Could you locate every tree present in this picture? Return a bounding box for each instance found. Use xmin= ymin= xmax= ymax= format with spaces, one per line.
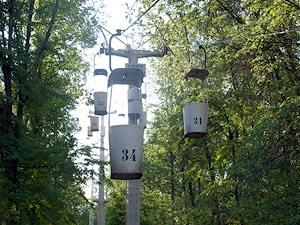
xmin=133 ymin=0 xmax=300 ymax=224
xmin=105 ymin=180 xmax=126 ymax=225
xmin=0 ymin=0 xmax=104 ymax=224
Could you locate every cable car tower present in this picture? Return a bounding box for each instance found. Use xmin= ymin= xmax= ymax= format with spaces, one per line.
xmin=103 ymin=30 xmax=166 ymax=225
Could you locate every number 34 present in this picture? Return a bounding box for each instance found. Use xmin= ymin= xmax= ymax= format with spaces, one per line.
xmin=122 ymin=149 xmax=136 ymax=161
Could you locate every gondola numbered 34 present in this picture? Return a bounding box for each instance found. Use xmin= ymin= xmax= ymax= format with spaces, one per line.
xmin=107 ymin=68 xmax=145 ymax=180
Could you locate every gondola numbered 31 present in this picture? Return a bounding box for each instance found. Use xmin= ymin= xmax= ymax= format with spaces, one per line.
xmin=183 ymin=68 xmax=209 ymax=138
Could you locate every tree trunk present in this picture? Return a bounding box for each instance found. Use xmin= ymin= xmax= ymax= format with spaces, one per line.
xmin=170 ymin=150 xmax=176 ymax=225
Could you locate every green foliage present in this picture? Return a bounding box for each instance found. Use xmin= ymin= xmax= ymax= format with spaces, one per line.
xmin=106 ymin=181 xmax=126 ymax=225
xmin=131 ymin=0 xmax=300 ymax=224
xmin=0 ymin=0 xmax=104 ymax=224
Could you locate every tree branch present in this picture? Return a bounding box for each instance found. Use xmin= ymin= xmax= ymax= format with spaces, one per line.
xmin=32 ymin=0 xmax=59 ymax=78
xmin=215 ymin=0 xmax=245 ymax=24
xmin=284 ymin=0 xmax=300 ymax=10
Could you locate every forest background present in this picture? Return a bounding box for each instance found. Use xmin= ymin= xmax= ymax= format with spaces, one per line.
xmin=0 ymin=0 xmax=299 ymax=225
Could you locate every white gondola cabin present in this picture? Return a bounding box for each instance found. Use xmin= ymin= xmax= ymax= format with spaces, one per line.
xmin=88 ymin=115 xmax=99 ymax=132
xmin=183 ymin=68 xmax=209 ymax=138
xmin=108 ymin=68 xmax=144 ymax=180
xmin=93 ymin=69 xmax=108 ymax=115
xmin=87 ymin=126 xmax=93 ymax=137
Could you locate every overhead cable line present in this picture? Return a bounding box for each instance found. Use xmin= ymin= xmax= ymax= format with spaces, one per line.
xmin=145 ymin=16 xmax=185 ymax=73
xmin=207 ymin=29 xmax=300 ymax=46
xmin=150 ymin=28 xmax=300 ymax=75
xmin=100 ymin=0 xmax=160 ymax=49
xmin=121 ymin=0 xmax=161 ymax=34
xmin=100 ymin=25 xmax=127 ymax=46
xmin=134 ymin=36 xmax=153 ymax=50
xmin=115 ymin=0 xmax=138 ymax=33
xmin=125 ymin=0 xmax=138 ymax=19
xmin=153 ymin=28 xmax=300 ymax=50
xmin=99 ymin=26 xmax=108 ymax=46
xmin=199 ymin=29 xmax=300 ymax=47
